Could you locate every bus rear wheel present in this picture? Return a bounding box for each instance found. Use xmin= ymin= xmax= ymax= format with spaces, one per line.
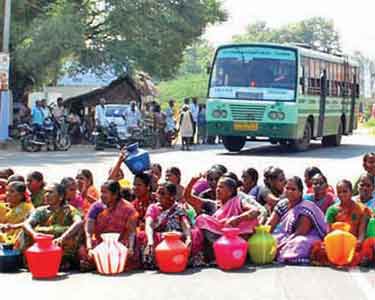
xmin=291 ymin=122 xmax=311 ymax=152
xmin=322 ymin=122 xmax=343 ymax=147
xmin=222 ymin=136 xmax=246 ymax=152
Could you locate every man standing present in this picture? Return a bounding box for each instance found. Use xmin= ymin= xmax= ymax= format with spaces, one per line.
xmin=40 ymin=99 xmax=51 ymax=119
xmin=53 ymin=97 xmax=66 ymax=123
xmin=190 ymin=97 xmax=199 ymax=144
xmin=124 ymin=101 xmax=141 ymax=133
xmin=94 ymin=98 xmax=107 ymax=150
xmin=31 ymin=100 xmax=45 ymax=127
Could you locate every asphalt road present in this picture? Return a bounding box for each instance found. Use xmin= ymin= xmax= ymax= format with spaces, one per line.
xmin=1 ymin=132 xmax=375 ymax=300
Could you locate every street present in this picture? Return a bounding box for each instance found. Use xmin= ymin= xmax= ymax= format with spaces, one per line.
xmin=0 ymin=132 xmax=375 ymax=300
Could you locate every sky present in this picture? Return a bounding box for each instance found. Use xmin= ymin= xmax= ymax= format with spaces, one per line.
xmin=204 ymin=0 xmax=375 ymax=58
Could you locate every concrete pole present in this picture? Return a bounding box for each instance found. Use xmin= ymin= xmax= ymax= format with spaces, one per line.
xmin=2 ymin=0 xmax=11 ymax=53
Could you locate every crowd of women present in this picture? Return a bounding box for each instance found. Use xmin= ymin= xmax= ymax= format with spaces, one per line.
xmin=0 ymin=151 xmax=375 ymax=272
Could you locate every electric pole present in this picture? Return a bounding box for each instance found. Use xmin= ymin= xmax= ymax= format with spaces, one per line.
xmin=2 ymin=0 xmax=11 ymax=53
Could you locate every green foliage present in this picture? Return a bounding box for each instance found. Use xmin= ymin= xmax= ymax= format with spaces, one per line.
xmin=364 ymin=118 xmax=375 ymax=128
xmin=158 ymin=73 xmax=209 ymax=107
xmin=5 ymin=0 xmax=226 ymax=96
xmin=233 ymin=17 xmax=341 ymax=52
xmin=178 ymin=39 xmax=215 ymax=76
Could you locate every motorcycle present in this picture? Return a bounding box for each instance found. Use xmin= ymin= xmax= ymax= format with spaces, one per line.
xmin=18 ymin=115 xmax=71 ymax=152
xmin=93 ymin=122 xmax=127 ymax=150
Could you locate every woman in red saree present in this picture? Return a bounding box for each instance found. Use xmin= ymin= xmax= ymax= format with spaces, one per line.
xmin=79 ymin=180 xmax=139 ymax=271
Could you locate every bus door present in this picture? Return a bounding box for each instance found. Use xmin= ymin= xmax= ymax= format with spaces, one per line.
xmin=318 ymin=69 xmax=327 ymax=137
xmin=349 ymin=71 xmax=357 ymax=133
xmin=343 ymin=58 xmax=350 ymax=132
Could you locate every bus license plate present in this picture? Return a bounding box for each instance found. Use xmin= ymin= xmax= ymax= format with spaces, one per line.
xmin=233 ymin=122 xmax=258 ymax=131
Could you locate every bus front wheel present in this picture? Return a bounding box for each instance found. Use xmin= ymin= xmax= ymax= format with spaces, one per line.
xmin=222 ymin=136 xmax=246 ymax=152
xmin=291 ymin=122 xmax=311 ymax=152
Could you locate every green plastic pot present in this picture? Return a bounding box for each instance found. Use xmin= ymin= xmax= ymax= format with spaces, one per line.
xmin=248 ymin=225 xmax=277 ymax=265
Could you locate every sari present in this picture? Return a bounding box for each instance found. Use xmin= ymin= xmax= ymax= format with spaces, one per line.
xmin=80 ymin=199 xmax=139 ymax=270
xmin=81 ymin=186 xmax=99 ymax=216
xmin=22 ymin=204 xmax=82 ymax=264
xmin=303 ymin=192 xmax=336 ymax=214
xmin=140 ymin=203 xmax=190 ymax=268
xmin=273 ymin=199 xmax=327 ymax=264
xmin=0 ymin=202 xmax=34 ymax=245
xmin=195 ymin=195 xmax=258 ymax=236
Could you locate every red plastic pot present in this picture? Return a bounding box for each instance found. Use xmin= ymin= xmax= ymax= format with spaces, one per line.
xmin=214 ymin=228 xmax=248 ymax=270
xmin=25 ymin=234 xmax=62 ymax=279
xmin=155 ymin=232 xmax=189 ymax=273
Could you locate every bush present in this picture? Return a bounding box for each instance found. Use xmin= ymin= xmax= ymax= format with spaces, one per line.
xmin=157 ymin=73 xmax=209 ymax=108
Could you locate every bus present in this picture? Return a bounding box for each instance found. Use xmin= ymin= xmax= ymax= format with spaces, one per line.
xmin=206 ymin=43 xmax=360 ymax=152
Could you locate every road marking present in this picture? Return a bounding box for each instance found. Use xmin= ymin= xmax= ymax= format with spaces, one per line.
xmin=350 ymin=270 xmax=375 ymax=300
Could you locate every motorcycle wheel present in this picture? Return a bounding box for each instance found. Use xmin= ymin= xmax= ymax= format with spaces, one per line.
xmin=22 ymin=135 xmax=41 ymax=152
xmin=56 ymin=132 xmax=72 ymax=151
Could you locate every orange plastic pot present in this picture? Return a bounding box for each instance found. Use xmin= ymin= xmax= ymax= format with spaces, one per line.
xmin=155 ymin=232 xmax=189 ymax=273
xmin=324 ymin=222 xmax=357 ymax=266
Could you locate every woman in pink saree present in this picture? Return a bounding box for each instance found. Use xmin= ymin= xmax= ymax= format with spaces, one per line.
xmin=192 ymin=176 xmax=260 ymax=263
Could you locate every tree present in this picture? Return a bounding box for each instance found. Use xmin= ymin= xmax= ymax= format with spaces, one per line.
xmin=178 ymin=39 xmax=215 ymax=76
xmin=2 ymin=0 xmax=227 ymax=97
xmin=233 ymin=17 xmax=341 ymax=53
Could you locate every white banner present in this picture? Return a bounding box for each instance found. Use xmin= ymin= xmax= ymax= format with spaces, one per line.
xmin=0 ymin=53 xmax=10 ymax=90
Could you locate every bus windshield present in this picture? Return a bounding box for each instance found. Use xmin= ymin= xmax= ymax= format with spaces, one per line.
xmin=209 ymin=46 xmax=297 ymax=101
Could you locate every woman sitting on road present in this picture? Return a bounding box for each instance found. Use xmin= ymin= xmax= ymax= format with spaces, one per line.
xmin=267 ymin=176 xmax=327 ymax=265
xmin=0 ymin=182 xmax=34 ymax=246
xmin=61 ymin=177 xmax=84 ymax=211
xmin=354 ymin=173 xmax=375 ymax=211
xmin=141 ymin=182 xmax=196 ymax=269
xmin=76 ymin=169 xmax=99 ymax=216
xmin=303 ymin=173 xmax=336 ymax=214
xmin=191 ymin=176 xmax=260 ymax=263
xmin=311 ymin=180 xmax=371 ymax=266
xmin=79 ymin=180 xmax=139 ymax=271
xmin=26 ymin=171 xmax=46 ymax=208
xmin=23 ymin=183 xmax=83 ymax=270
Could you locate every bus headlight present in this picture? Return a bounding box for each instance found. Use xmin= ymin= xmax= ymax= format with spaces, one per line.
xmin=268 ymin=111 xmax=278 ymax=120
xmin=268 ymin=111 xmax=285 ymax=120
xmin=212 ymin=109 xmax=222 ymax=118
xmin=221 ymin=110 xmax=228 ymax=118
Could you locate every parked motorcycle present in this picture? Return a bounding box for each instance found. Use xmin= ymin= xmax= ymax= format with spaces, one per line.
xmin=18 ymin=116 xmax=71 ymax=152
xmin=93 ymin=122 xmax=127 ymax=150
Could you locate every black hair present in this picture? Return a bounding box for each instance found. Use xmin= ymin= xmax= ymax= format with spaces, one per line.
xmin=287 ymin=176 xmax=304 ymax=194
xmin=358 ymin=173 xmax=375 ymax=186
xmin=77 ymin=169 xmax=94 ymax=186
xmin=102 ymin=180 xmax=121 ymax=202
xmin=151 ymin=163 xmax=162 ymax=175
xmin=27 ymin=171 xmax=44 ymax=186
xmin=304 ymin=166 xmax=323 ymax=179
xmin=120 ymin=187 xmax=135 ymax=201
xmin=222 ymin=172 xmax=241 ymax=188
xmin=363 ymin=152 xmax=375 ymax=162
xmin=166 ymin=167 xmax=181 ymax=184
xmin=61 ymin=177 xmax=76 ymax=190
xmin=8 ymin=174 xmax=25 ymax=184
xmin=243 ymin=168 xmax=259 ymax=184
xmin=264 ymin=167 xmax=284 ymax=188
xmin=47 ymin=183 xmax=66 ymax=203
xmin=160 ymin=181 xmax=177 ymax=197
xmin=211 ymin=164 xmax=228 ymax=174
xmin=0 ymin=168 xmax=14 ymax=179
xmin=312 ymin=173 xmax=328 ymax=184
xmin=134 ymin=172 xmax=152 ymax=187
xmin=8 ymin=181 xmax=27 ymax=202
xmin=184 ymin=97 xmax=190 ymax=104
xmin=337 ymin=179 xmax=353 ymax=192
xmin=220 ymin=177 xmax=238 ymax=197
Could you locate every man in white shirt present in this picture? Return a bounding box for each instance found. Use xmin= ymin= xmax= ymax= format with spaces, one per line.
xmin=53 ymin=97 xmax=66 ymax=123
xmin=124 ymin=101 xmax=141 ymax=131
xmin=94 ymin=98 xmax=107 ymax=150
xmin=190 ymin=97 xmax=199 ymax=144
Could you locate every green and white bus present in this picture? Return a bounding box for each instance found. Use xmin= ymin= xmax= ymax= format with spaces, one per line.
xmin=206 ymin=43 xmax=360 ymax=152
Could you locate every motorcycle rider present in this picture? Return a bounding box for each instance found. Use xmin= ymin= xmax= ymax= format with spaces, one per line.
xmin=94 ymin=98 xmax=108 ymax=150
xmin=53 ymin=97 xmax=66 ymax=124
xmin=40 ymin=99 xmax=51 ymax=119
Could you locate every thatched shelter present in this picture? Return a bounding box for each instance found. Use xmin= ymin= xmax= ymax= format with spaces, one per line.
xmin=64 ymin=73 xmax=158 ymax=113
